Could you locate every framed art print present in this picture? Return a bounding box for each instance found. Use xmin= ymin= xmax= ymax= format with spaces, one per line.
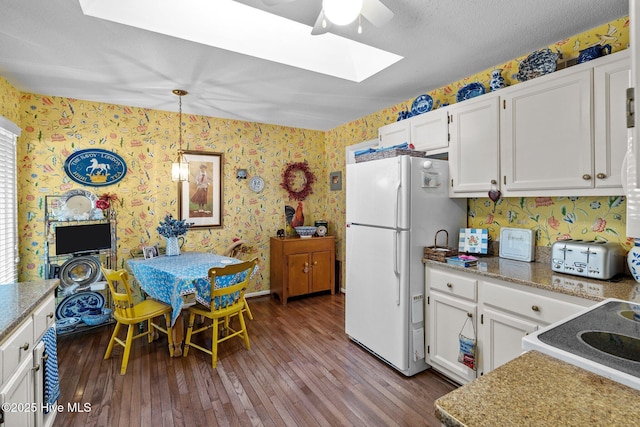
xmin=178 ymin=151 xmax=223 ymax=228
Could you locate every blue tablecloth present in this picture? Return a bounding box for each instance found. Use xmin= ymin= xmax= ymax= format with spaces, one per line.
xmin=127 ymin=252 xmax=252 ymax=325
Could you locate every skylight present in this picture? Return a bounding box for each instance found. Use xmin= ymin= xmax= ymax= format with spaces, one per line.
xmin=78 ymin=0 xmax=403 ymax=82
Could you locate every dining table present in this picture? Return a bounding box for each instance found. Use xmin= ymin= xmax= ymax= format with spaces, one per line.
xmin=127 ymin=251 xmax=254 ymax=356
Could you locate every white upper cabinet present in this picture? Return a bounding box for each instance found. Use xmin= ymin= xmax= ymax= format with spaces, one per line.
xmin=410 ymin=107 xmax=450 ymax=152
xmin=378 ymin=119 xmax=410 ymax=147
xmin=593 ymin=50 xmax=630 ymax=189
xmin=449 ymin=95 xmax=500 ymax=197
xmin=498 ymin=50 xmax=629 ymax=197
xmin=500 ymin=66 xmax=593 ymax=193
xmin=378 ymin=107 xmax=450 ymax=155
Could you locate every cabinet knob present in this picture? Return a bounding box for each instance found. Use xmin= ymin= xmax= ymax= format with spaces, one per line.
xmin=20 ymin=343 xmax=29 ymax=351
xmin=313 ymin=261 xmax=318 ymax=266
xmin=531 ymin=305 xmax=540 ymax=312
xmin=47 ymin=312 xmax=54 ymax=319
xmin=490 ymin=179 xmax=497 ymax=185
xmin=596 ymin=173 xmax=606 ymax=179
xmin=582 ymin=174 xmax=592 ymax=180
xmin=32 ymin=364 xmax=40 ymax=372
xmin=467 ymin=312 xmax=473 ymax=318
xmin=446 ymin=282 xmax=453 ymax=288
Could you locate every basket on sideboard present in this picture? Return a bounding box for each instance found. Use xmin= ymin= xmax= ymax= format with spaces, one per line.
xmin=424 ymin=229 xmax=458 ymax=262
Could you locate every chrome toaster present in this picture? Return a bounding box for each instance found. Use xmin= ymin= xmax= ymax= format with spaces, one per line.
xmin=551 ymin=240 xmax=625 ymax=280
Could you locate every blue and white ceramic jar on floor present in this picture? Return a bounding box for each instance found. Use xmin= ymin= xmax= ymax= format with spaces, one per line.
xmin=490 ymin=69 xmax=507 ymax=92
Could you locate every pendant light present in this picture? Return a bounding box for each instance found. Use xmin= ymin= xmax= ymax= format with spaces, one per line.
xmin=171 ymin=89 xmax=189 ymax=182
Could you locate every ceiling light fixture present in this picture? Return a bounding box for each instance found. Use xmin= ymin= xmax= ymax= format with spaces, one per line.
xmin=322 ymin=0 xmax=363 ymax=26
xmin=171 ymin=89 xmax=189 ymax=182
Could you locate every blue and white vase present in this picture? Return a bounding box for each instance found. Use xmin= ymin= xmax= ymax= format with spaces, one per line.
xmin=166 ymin=237 xmax=181 ymax=256
xmin=490 ymin=69 xmax=507 ymax=92
xmin=627 ymin=239 xmax=640 ymax=283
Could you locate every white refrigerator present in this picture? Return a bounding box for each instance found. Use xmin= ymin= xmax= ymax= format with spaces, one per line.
xmin=345 ymin=155 xmax=466 ymax=376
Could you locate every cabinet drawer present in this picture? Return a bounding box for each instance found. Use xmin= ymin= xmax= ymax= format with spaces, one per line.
xmin=0 ymin=317 xmax=34 ymax=384
xmin=427 ymin=268 xmax=477 ymax=301
xmin=483 ymin=281 xmax=586 ymax=325
xmin=33 ymin=294 xmax=56 ymax=342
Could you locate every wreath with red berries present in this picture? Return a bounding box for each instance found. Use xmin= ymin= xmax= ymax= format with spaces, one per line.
xmin=280 ymin=161 xmax=316 ymax=201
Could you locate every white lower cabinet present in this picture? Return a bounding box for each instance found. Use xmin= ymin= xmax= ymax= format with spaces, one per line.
xmin=425 ymin=265 xmax=594 ymax=384
xmin=480 ymin=307 xmax=538 ymax=374
xmin=0 ymin=293 xmax=56 ymax=427
xmin=426 ymin=267 xmax=478 ymax=385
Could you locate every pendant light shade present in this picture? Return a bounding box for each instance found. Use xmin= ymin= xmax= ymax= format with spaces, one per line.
xmin=171 ymin=89 xmax=189 ymax=182
xmin=322 ymin=0 xmax=363 ymax=26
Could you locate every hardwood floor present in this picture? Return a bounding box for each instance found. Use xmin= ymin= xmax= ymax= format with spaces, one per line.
xmin=54 ymin=293 xmax=457 ymax=427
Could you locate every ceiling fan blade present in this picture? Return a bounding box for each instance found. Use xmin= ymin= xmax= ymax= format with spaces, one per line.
xmin=311 ymin=10 xmax=332 ymax=35
xmin=261 ymin=0 xmax=296 ymax=6
xmin=361 ymin=0 xmax=394 ymax=27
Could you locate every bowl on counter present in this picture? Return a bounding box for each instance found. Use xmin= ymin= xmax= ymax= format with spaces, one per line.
xmin=294 ymin=226 xmax=317 ymax=238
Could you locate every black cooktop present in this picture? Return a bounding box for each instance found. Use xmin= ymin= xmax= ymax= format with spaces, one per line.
xmin=538 ymin=301 xmax=640 ymax=379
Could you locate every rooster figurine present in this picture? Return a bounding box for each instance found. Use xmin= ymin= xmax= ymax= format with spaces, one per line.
xmin=290 ymin=202 xmax=305 ymax=228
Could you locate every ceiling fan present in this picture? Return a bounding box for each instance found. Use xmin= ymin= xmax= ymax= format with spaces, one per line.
xmin=260 ymin=0 xmax=394 ymax=35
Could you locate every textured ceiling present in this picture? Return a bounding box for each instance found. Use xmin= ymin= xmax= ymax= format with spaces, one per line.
xmin=0 ymin=0 xmax=629 ymax=131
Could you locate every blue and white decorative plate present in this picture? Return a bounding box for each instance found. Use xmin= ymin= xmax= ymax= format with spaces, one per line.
xmin=56 ymin=291 xmax=105 ymax=319
xmin=411 ymin=94 xmax=433 ymax=115
xmin=515 ymin=48 xmax=559 ymax=82
xmin=456 ymin=83 xmax=486 ymax=103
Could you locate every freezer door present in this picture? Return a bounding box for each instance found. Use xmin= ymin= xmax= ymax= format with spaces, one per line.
xmin=345 ymin=224 xmax=409 ymax=371
xmin=346 ymin=156 xmax=410 ymax=229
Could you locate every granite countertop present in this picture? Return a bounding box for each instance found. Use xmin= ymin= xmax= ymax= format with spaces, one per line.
xmin=0 ymin=279 xmax=59 ymax=343
xmin=435 ymin=351 xmax=640 ymax=427
xmin=423 ymin=255 xmax=639 ymax=303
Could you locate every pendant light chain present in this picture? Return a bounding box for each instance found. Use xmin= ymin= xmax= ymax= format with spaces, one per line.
xmin=171 ymin=89 xmax=189 ymax=182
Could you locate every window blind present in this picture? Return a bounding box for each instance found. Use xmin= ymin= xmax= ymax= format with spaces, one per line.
xmin=0 ymin=117 xmax=20 ymax=283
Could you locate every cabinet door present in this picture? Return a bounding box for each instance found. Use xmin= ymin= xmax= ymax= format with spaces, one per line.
xmin=449 ymin=96 xmax=500 ymax=196
xmin=481 ymin=307 xmax=537 ymax=375
xmin=378 ymin=120 xmax=410 ymax=146
xmin=428 ymin=291 xmax=477 ymax=384
xmin=594 ymin=52 xmax=630 ymax=189
xmin=0 ymin=356 xmax=35 ymax=427
xmin=501 ymin=68 xmax=593 ymax=191
xmin=310 ymin=250 xmax=332 ymax=293
xmin=410 ymin=108 xmax=449 ymax=152
xmin=287 ymin=253 xmax=311 ymax=297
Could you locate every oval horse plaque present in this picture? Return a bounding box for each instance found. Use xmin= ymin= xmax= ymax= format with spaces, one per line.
xmin=64 ymin=149 xmax=127 ymax=187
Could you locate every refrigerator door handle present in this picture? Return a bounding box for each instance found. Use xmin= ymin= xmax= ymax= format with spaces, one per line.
xmin=394 ymin=181 xmax=401 ymax=229
xmin=393 ymin=231 xmax=400 ymax=306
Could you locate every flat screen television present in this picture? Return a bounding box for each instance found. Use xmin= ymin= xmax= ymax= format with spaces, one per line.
xmin=55 ymin=223 xmax=112 ymax=255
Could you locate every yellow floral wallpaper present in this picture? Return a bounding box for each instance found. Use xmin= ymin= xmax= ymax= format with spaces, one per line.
xmin=1 ymin=15 xmax=634 ymax=290
xmin=15 ymin=94 xmax=328 ymax=291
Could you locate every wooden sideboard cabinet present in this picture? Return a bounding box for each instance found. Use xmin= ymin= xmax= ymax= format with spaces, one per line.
xmin=270 ymin=236 xmax=336 ymax=304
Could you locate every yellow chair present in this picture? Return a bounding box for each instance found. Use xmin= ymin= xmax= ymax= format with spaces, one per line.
xmin=222 ymin=240 xmax=255 ymax=320
xmin=183 ymin=258 xmax=258 ymax=368
xmin=101 ymin=267 xmax=174 ymax=375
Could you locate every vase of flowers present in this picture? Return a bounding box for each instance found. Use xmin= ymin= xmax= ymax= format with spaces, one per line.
xmin=157 ymin=215 xmax=191 ymax=256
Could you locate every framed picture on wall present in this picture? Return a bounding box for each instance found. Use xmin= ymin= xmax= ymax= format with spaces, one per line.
xmin=178 ymin=151 xmax=223 ymax=228
xmin=330 ymin=171 xmax=342 ymax=191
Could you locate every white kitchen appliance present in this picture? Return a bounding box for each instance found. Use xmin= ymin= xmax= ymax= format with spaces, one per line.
xmin=345 ymin=156 xmax=466 ymax=376
xmin=550 ymin=240 xmax=625 ymax=279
